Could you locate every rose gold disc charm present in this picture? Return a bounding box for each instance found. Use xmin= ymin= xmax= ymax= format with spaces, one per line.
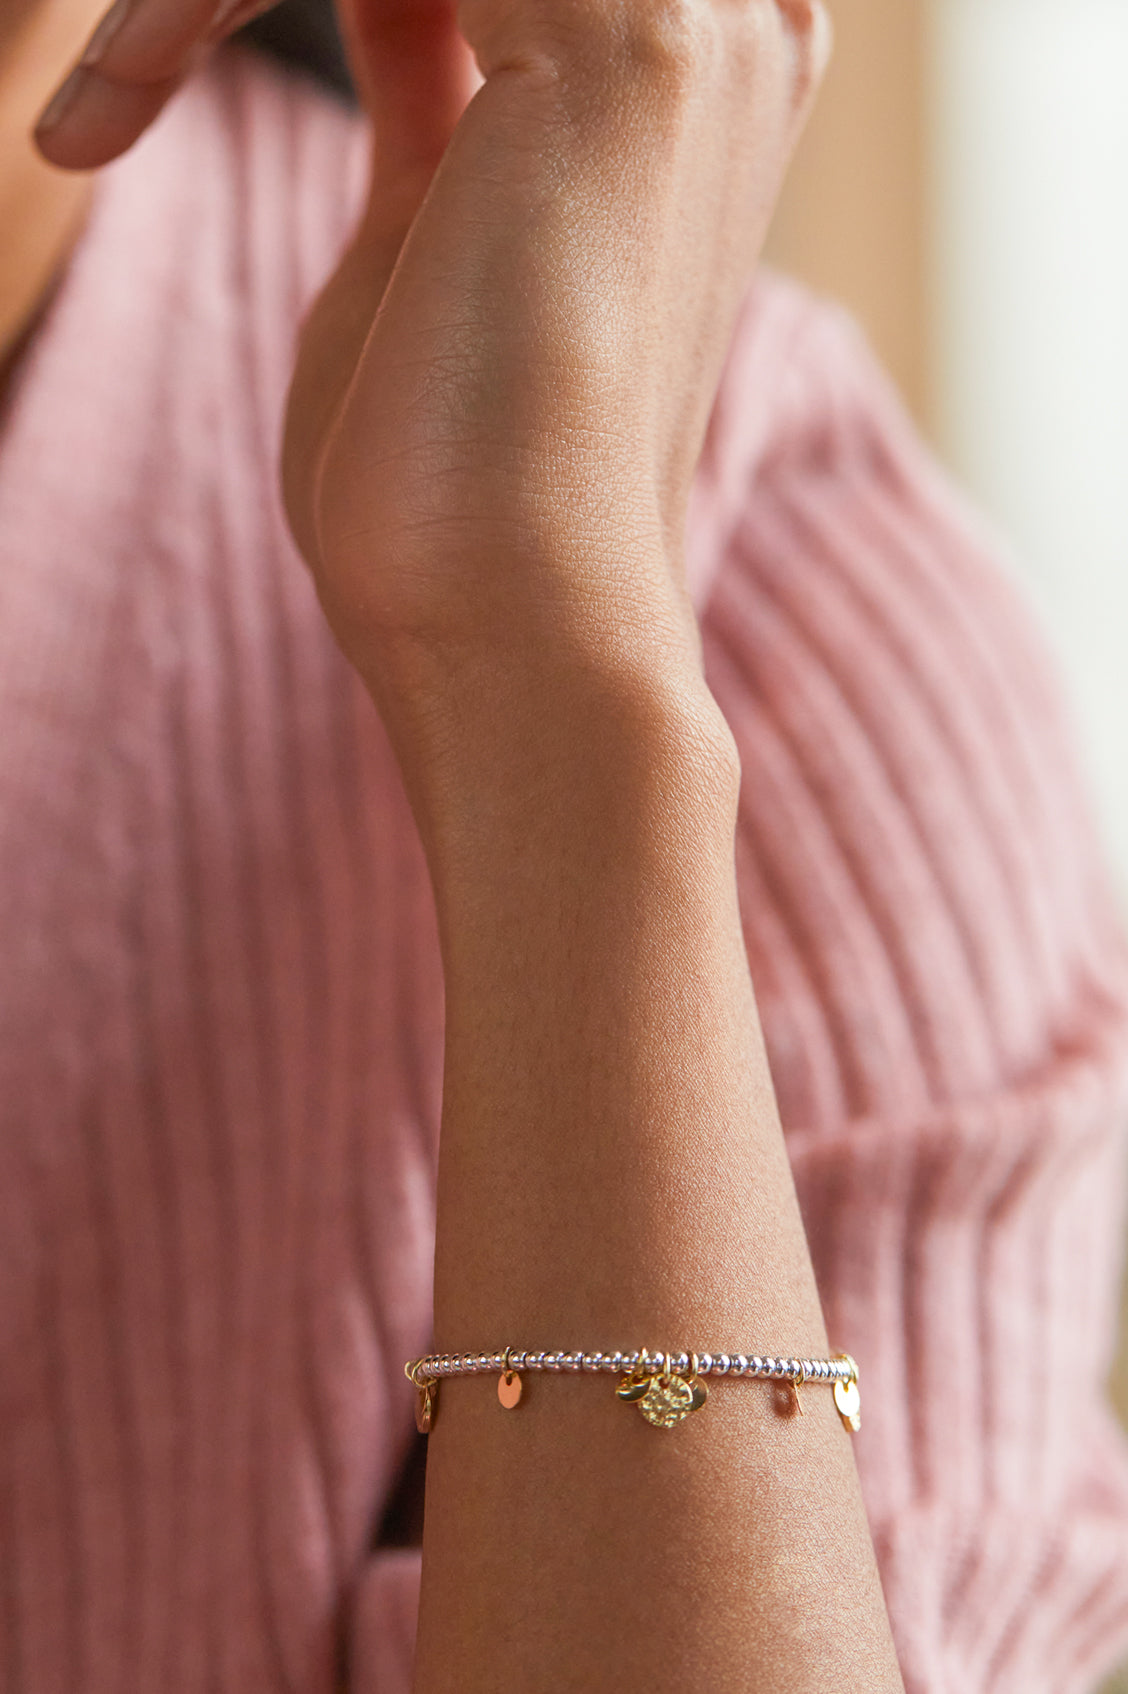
xmin=406 ymin=1360 xmax=436 ymax=1433
xmin=498 ymin=1348 xmax=523 ymax=1410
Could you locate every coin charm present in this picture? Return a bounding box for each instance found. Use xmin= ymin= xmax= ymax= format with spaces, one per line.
xmin=833 ymin=1376 xmax=861 ymax=1434
xmin=640 ymin=1372 xmax=695 ymax=1427
xmin=617 ymin=1353 xmax=709 ymax=1427
xmin=498 ymin=1369 xmax=523 ymax=1410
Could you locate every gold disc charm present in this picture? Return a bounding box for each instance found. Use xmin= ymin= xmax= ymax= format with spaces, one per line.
xmin=617 ymin=1353 xmax=708 ymax=1429
xmin=833 ymin=1355 xmax=861 ymax=1433
xmin=685 ymin=1352 xmax=708 ymax=1412
xmin=640 ymin=1373 xmax=694 ymax=1427
xmin=497 ymin=1348 xmax=521 ymax=1416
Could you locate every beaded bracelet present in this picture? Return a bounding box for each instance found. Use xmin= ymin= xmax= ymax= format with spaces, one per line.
xmin=404 ymin=1345 xmax=861 ymax=1433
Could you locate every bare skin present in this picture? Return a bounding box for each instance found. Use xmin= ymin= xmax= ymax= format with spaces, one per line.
xmin=0 ymin=0 xmax=110 ymax=393
xmin=24 ymin=2 xmax=908 ymax=1689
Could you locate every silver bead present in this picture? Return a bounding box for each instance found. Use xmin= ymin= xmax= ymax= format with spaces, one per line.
xmin=714 ymin=1354 xmax=730 ymax=1374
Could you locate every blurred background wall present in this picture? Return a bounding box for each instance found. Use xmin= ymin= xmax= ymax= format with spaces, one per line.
xmin=764 ymin=0 xmax=1128 ymax=897
xmin=763 ymin=3 xmax=1128 ymax=1687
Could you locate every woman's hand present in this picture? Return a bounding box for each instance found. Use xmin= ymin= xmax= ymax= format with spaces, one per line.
xmin=280 ymin=0 xmax=833 ymax=698
xmin=35 ymin=0 xmax=831 ymax=764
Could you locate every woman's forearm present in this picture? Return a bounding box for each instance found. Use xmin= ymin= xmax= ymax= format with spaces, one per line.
xmin=403 ymin=654 xmax=904 ymax=1693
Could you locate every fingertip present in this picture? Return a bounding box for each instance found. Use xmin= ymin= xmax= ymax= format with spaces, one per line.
xmin=33 ymin=68 xmax=180 ymax=171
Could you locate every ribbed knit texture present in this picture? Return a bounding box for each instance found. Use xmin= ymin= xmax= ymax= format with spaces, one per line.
xmin=2 ymin=44 xmax=1128 ymax=1694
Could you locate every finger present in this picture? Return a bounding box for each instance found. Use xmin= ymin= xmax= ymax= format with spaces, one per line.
xmin=337 ymin=0 xmax=482 ymax=181
xmin=33 ymin=0 xmax=277 ymax=171
xmin=282 ymin=1 xmax=481 ymax=569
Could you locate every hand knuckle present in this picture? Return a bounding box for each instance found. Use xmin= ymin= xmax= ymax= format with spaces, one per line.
xmin=522 ymin=0 xmax=714 ymax=102
xmin=614 ymin=0 xmax=711 ymax=93
xmin=782 ymin=0 xmax=835 ymax=98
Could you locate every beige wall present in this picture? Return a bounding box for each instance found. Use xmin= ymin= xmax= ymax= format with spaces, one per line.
xmin=763 ymin=0 xmax=930 ymax=431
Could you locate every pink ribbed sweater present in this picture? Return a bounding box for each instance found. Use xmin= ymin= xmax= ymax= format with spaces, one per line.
xmin=3 ymin=43 xmax=1128 ymax=1694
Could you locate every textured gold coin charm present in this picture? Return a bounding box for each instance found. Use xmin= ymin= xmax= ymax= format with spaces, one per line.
xmin=618 ymin=1353 xmax=708 ymax=1428
xmin=833 ymin=1355 xmax=861 ymax=1434
xmin=498 ymin=1369 xmax=523 ymax=1410
xmin=639 ymin=1373 xmax=695 ymax=1427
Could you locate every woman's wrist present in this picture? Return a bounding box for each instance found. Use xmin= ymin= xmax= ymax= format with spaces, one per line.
xmin=354 ymin=621 xmax=740 ymax=894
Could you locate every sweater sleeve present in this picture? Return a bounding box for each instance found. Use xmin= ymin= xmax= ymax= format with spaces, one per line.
xmin=697 ymin=280 xmax=1128 ymax=1694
